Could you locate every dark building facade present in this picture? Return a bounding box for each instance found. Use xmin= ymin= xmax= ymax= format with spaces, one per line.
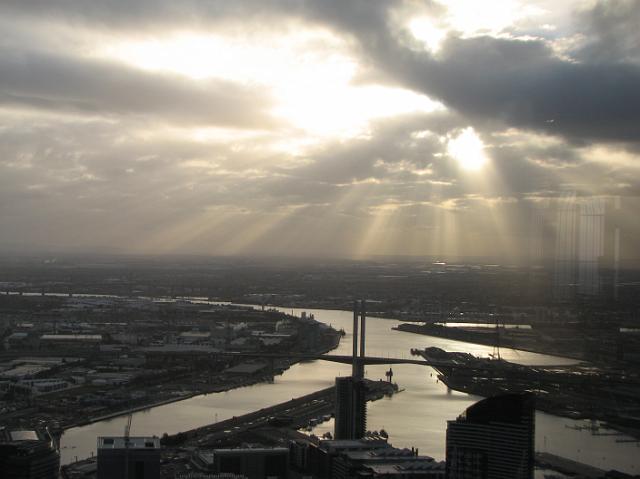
xmin=97 ymin=436 xmax=160 ymax=479
xmin=334 ymin=376 xmax=367 ymax=440
xmin=192 ymin=447 xmax=288 ymax=478
xmin=0 ymin=430 xmax=59 ymax=479
xmin=446 ymin=393 xmax=534 ymax=479
xmin=306 ymin=438 xmax=445 ymax=479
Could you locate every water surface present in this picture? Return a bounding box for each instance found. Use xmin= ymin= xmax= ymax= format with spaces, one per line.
xmin=60 ymin=306 xmax=639 ymax=474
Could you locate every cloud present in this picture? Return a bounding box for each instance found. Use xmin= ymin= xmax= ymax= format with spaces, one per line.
xmin=575 ymin=0 xmax=640 ymax=64
xmin=409 ymin=35 xmax=640 ymax=144
xmin=4 ymin=1 xmax=638 ymax=142
xmin=288 ymin=0 xmax=640 ymax=146
xmin=0 ymin=47 xmax=274 ymax=127
xmin=0 ymin=0 xmax=639 ymax=258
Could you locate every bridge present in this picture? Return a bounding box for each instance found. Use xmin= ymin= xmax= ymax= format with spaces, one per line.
xmin=216 ymin=351 xmax=430 ymax=366
xmin=208 ymin=300 xmax=434 ymax=374
xmin=216 ymin=352 xmax=637 ymax=387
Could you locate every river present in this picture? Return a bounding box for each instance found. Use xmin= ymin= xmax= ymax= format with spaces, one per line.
xmin=59 ymin=305 xmax=640 ymax=474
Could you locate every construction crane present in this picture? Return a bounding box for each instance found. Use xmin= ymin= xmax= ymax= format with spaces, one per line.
xmin=124 ymin=413 xmax=132 ymax=479
xmin=125 ymin=413 xmax=132 ymax=443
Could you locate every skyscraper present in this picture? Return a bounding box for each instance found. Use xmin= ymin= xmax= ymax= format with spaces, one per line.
xmin=602 ymin=196 xmax=622 ymax=301
xmin=577 ymin=197 xmax=605 ymax=296
xmin=334 ymin=300 xmax=368 ymax=440
xmin=334 ymin=376 xmax=367 ymax=440
xmin=553 ymin=194 xmax=615 ymax=301
xmin=553 ymin=193 xmax=579 ymax=300
xmin=0 ymin=430 xmax=60 ymax=479
xmin=445 ymin=393 xmax=534 ymax=479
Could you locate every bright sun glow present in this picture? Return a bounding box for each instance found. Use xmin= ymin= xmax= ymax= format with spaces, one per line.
xmin=408 ymin=0 xmax=545 ymax=46
xmin=446 ymin=0 xmax=544 ymax=36
xmin=408 ymin=17 xmax=447 ymax=52
xmin=97 ymin=30 xmax=444 ymax=139
xmin=447 ymin=127 xmax=488 ymax=171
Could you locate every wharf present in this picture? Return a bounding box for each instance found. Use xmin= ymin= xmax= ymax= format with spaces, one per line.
xmin=167 ymin=379 xmax=397 ymax=446
xmin=397 ymin=322 xmax=584 ymax=360
xmin=415 ymin=347 xmax=640 ymax=440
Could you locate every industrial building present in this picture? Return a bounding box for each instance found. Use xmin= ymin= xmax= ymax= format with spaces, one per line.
xmin=191 ymin=447 xmax=289 ymax=478
xmin=305 ymin=438 xmax=445 ymax=479
xmin=39 ymin=334 xmax=102 ymax=350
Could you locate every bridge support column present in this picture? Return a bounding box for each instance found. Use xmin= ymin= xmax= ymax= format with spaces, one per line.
xmin=352 ymin=301 xmax=359 ymax=378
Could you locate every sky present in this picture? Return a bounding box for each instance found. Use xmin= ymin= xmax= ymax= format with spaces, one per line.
xmin=0 ymin=0 xmax=639 ymax=260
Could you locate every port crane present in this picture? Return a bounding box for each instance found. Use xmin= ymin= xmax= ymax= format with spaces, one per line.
xmin=124 ymin=413 xmax=132 ymax=479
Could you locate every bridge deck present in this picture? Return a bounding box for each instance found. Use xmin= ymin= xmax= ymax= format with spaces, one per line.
xmin=216 ymin=351 xmax=431 ymax=366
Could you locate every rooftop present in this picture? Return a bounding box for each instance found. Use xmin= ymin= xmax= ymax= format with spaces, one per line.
xmin=9 ymin=430 xmax=40 ymax=441
xmin=212 ymin=447 xmax=289 ymax=456
xmin=0 ymin=430 xmax=45 ymax=443
xmin=97 ymin=436 xmax=160 ymax=450
xmin=365 ymin=461 xmax=446 ymax=474
xmin=0 ymin=364 xmax=50 ymax=379
xmin=224 ymin=362 xmax=267 ymax=374
xmin=179 ymin=331 xmax=211 ymax=338
xmin=142 ymin=344 xmax=220 ymax=353
xmin=40 ymin=334 xmax=102 ymax=341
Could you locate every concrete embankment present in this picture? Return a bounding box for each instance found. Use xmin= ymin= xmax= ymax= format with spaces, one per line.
xmin=63 ymin=374 xmax=279 ymax=430
xmin=165 ymin=379 xmax=396 ymax=445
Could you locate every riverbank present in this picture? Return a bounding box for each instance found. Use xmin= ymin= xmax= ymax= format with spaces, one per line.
xmin=415 ymin=347 xmax=640 ymax=440
xmin=162 ymin=379 xmax=397 ymax=447
xmin=58 ymin=305 xmax=640 ymax=474
xmin=67 ymin=374 xmax=272 ymax=429
xmin=395 ymin=322 xmax=585 ymax=361
xmin=61 ymin=380 xmax=399 ymax=478
xmin=59 ymin=326 xmax=343 ymax=432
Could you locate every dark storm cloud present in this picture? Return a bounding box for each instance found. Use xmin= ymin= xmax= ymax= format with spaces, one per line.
xmin=403 ymin=35 xmax=640 ymax=144
xmin=575 ymin=0 xmax=640 ymax=64
xmin=0 ymin=0 xmax=395 ymax=32
xmin=284 ymin=0 xmax=640 ymax=146
xmin=0 ymin=48 xmax=273 ymax=127
xmin=7 ymin=0 xmax=636 ymax=145
xmin=283 ymin=0 xmax=640 ymax=146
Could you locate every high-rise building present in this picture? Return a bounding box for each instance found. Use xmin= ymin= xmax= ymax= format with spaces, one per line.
xmin=552 ymin=194 xmax=620 ymax=301
xmin=97 ymin=436 xmax=160 ymax=479
xmin=577 ymin=198 xmax=606 ymax=296
xmin=602 ymin=196 xmax=622 ymax=301
xmin=0 ymin=430 xmax=60 ymax=479
xmin=445 ymin=393 xmax=534 ymax=479
xmin=334 ymin=376 xmax=367 ymax=440
xmin=334 ymin=300 xmax=368 ymax=440
xmin=553 ymin=193 xmax=579 ymax=300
